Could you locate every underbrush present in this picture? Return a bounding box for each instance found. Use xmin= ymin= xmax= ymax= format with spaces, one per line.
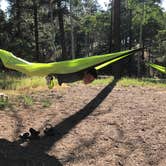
xmin=0 ymin=72 xmax=58 ymax=92
xmin=118 ymin=77 xmax=166 ymax=88
xmin=92 ymin=76 xmax=166 ymax=88
xmin=0 ymin=72 xmax=166 ymax=94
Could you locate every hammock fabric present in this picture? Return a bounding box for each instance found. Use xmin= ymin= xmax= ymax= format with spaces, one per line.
xmin=147 ymin=62 xmax=166 ymax=74
xmin=0 ymin=49 xmax=140 ymax=77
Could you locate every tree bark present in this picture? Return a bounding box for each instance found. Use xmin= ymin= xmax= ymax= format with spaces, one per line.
xmin=16 ymin=0 xmax=21 ymax=36
xmin=128 ymin=8 xmax=133 ymax=76
xmin=111 ymin=0 xmax=120 ymax=52
xmin=49 ymin=0 xmax=56 ymax=54
xmin=70 ymin=0 xmax=75 ymax=59
xmin=110 ymin=0 xmax=121 ymax=78
xmin=33 ymin=0 xmax=39 ymax=61
xmin=57 ymin=0 xmax=67 ymax=60
xmin=128 ymin=9 xmax=132 ymax=49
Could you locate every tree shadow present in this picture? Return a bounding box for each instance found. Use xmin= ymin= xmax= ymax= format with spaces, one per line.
xmin=0 ymin=138 xmax=62 ymax=166
xmin=0 ymin=78 xmax=119 ymax=165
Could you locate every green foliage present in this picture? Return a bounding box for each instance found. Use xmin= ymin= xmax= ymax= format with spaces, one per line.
xmin=90 ymin=76 xmax=166 ymax=87
xmin=118 ymin=77 xmax=166 ymax=88
xmin=41 ymin=99 xmax=52 ymax=108
xmin=18 ymin=95 xmax=34 ymax=107
xmin=0 ymin=94 xmax=9 ymax=109
xmin=0 ymin=72 xmax=47 ymax=90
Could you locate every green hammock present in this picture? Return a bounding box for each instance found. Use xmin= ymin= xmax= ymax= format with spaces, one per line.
xmin=147 ymin=62 xmax=166 ymax=74
xmin=95 ymin=52 xmax=134 ymax=70
xmin=0 ymin=49 xmax=139 ymax=76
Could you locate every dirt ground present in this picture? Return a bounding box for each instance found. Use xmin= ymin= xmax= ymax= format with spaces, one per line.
xmin=0 ymin=79 xmax=166 ymax=166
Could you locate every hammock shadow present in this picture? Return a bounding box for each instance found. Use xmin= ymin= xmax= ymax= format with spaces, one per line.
xmin=27 ymin=78 xmax=119 ymax=153
xmin=0 ymin=78 xmax=118 ymax=166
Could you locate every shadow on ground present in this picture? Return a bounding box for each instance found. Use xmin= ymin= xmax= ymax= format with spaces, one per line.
xmin=0 ymin=78 xmax=118 ymax=165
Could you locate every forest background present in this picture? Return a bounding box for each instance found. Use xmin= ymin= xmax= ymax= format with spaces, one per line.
xmin=0 ymin=0 xmax=166 ymax=78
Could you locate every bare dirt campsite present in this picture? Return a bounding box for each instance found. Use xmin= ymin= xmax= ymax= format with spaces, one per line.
xmin=0 ymin=0 xmax=166 ymax=165
xmin=0 ymin=79 xmax=166 ymax=166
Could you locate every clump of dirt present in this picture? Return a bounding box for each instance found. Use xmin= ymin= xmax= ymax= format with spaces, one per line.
xmin=0 ymin=81 xmax=166 ymax=166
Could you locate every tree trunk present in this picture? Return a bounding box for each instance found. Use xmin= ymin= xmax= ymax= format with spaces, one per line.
xmin=111 ymin=0 xmax=120 ymax=52
xmin=110 ymin=0 xmax=121 ymax=78
xmin=138 ymin=1 xmax=145 ymax=77
xmin=49 ymin=1 xmax=56 ymax=54
xmin=33 ymin=0 xmax=39 ymax=61
xmin=16 ymin=0 xmax=21 ymax=36
xmin=128 ymin=9 xmax=132 ymax=49
xmin=57 ymin=0 xmax=67 ymax=60
xmin=128 ymin=8 xmax=133 ymax=76
xmin=85 ymin=33 xmax=90 ymax=56
xmin=70 ymin=0 xmax=75 ymax=59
